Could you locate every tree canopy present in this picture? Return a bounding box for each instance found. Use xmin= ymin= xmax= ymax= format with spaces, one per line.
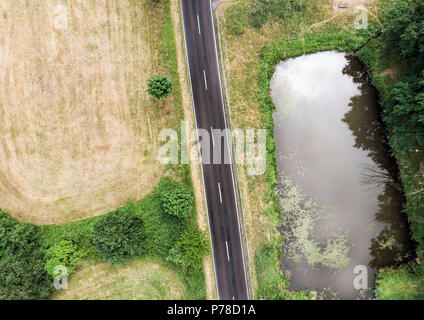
xmin=147 ymin=75 xmax=173 ymax=99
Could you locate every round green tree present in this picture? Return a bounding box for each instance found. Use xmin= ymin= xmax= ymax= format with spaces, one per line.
xmin=45 ymin=240 xmax=86 ymax=277
xmin=147 ymin=75 xmax=173 ymax=99
xmin=0 ymin=212 xmax=52 ymax=300
xmin=93 ymin=209 xmax=146 ymax=264
xmin=161 ymin=188 xmax=194 ymax=219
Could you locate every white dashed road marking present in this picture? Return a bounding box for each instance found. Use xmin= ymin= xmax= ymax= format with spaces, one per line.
xmin=203 ymin=70 xmax=208 ymax=90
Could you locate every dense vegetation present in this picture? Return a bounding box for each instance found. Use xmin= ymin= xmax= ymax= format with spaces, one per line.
xmin=224 ymin=0 xmax=370 ymax=300
xmin=356 ymin=0 xmax=424 ymax=299
xmin=380 ymin=0 xmax=424 ymax=152
xmin=93 ymin=209 xmax=147 ymax=264
xmin=224 ymin=0 xmax=424 ymax=300
xmin=375 ymin=263 xmax=424 ymax=299
xmin=0 ymin=178 xmax=208 ymax=300
xmin=161 ymin=188 xmax=194 ymax=219
xmin=0 ymin=0 xmax=206 ymax=300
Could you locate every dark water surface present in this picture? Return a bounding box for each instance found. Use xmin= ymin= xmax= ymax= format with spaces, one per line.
xmin=271 ymin=51 xmax=413 ymax=299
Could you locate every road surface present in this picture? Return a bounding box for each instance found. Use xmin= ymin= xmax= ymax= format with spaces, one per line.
xmin=180 ymin=0 xmax=249 ymax=300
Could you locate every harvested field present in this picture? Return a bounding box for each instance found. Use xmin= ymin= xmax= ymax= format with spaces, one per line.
xmin=0 ymin=0 xmax=180 ymax=224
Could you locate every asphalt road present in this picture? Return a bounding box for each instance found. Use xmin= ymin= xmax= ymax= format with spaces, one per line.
xmin=181 ymin=0 xmax=249 ymax=300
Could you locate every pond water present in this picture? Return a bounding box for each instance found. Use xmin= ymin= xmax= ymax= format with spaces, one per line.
xmin=271 ymin=51 xmax=413 ymax=299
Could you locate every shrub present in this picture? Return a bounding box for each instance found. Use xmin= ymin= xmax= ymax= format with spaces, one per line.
xmin=160 ymin=188 xmax=194 ymax=219
xmin=93 ymin=208 xmax=146 ymax=264
xmin=247 ymin=0 xmax=306 ymax=29
xmin=147 ymin=75 xmax=173 ymax=99
xmin=45 ymin=240 xmax=86 ymax=277
xmin=0 ymin=212 xmax=52 ymax=300
xmin=174 ymin=225 xmax=210 ymax=270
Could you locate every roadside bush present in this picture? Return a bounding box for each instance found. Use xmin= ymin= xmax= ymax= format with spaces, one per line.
xmin=225 ymin=2 xmax=248 ymax=35
xmin=0 ymin=212 xmax=52 ymax=300
xmin=147 ymin=75 xmax=173 ymax=99
xmin=160 ymin=188 xmax=194 ymax=219
xmin=0 ymin=250 xmax=52 ymax=300
xmin=173 ymin=225 xmax=210 ymax=270
xmin=93 ymin=208 xmax=146 ymax=264
xmin=45 ymin=240 xmax=86 ymax=277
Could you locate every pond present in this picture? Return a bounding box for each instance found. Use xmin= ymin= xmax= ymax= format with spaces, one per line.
xmin=271 ymin=51 xmax=413 ymax=299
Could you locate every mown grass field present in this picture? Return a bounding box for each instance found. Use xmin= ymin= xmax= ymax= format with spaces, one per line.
xmin=55 ymin=256 xmax=186 ymax=300
xmin=0 ymin=0 xmax=183 ymax=224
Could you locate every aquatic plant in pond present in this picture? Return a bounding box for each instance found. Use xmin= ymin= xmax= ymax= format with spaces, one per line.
xmin=278 ymin=176 xmax=351 ymax=270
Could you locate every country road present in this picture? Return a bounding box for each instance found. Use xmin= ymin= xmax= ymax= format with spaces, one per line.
xmin=180 ymin=0 xmax=249 ymax=300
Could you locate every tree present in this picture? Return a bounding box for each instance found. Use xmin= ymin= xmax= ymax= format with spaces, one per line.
xmin=161 ymin=188 xmax=194 ymax=219
xmin=147 ymin=75 xmax=173 ymax=99
xmin=0 ymin=212 xmax=52 ymax=300
xmin=93 ymin=209 xmax=146 ymax=264
xmin=173 ymin=226 xmax=210 ymax=270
